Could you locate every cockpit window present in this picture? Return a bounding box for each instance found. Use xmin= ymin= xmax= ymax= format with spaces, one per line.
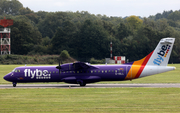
xmin=12 ymin=69 xmax=20 ymax=73
xmin=12 ymin=69 xmax=16 ymax=72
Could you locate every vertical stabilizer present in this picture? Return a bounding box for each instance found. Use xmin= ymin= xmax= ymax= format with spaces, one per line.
xmin=125 ymin=38 xmax=175 ymax=80
xmin=146 ymin=38 xmax=175 ymax=66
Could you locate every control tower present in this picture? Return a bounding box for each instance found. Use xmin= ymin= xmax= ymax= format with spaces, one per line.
xmin=0 ymin=17 xmax=13 ymax=55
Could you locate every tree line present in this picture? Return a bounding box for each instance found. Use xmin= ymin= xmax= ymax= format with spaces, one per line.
xmin=1 ymin=0 xmax=180 ymax=63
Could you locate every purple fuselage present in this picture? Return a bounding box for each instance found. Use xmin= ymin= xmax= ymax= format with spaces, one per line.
xmin=4 ymin=63 xmax=133 ymax=84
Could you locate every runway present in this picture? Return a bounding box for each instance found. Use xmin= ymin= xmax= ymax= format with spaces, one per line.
xmin=1 ymin=83 xmax=180 ymax=89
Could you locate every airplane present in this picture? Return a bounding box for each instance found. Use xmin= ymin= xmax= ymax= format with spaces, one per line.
xmin=4 ymin=37 xmax=176 ymax=87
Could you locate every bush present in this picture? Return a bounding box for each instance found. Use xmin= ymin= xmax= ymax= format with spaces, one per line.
xmin=0 ymin=54 xmax=74 ymax=64
xmin=90 ymin=58 xmax=104 ymax=64
xmin=60 ymin=50 xmax=70 ymax=60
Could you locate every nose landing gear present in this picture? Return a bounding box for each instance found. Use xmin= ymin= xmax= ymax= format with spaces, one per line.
xmin=12 ymin=82 xmax=17 ymax=87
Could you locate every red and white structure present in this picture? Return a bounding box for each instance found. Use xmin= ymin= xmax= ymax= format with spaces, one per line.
xmin=0 ymin=18 xmax=13 ymax=55
xmin=105 ymin=41 xmax=126 ymax=64
xmin=110 ymin=41 xmax=112 ymax=59
xmin=114 ymin=56 xmax=126 ymax=64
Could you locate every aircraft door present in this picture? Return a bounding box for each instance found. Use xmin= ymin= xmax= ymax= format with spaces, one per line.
xmin=126 ymin=66 xmax=132 ymax=79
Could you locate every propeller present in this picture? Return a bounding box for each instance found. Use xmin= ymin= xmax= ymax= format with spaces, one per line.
xmin=56 ymin=59 xmax=62 ymax=75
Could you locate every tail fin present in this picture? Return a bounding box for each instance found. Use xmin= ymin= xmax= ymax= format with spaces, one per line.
xmin=125 ymin=38 xmax=175 ymax=80
xmin=146 ymin=37 xmax=175 ymax=66
xmin=131 ymin=38 xmax=175 ymax=67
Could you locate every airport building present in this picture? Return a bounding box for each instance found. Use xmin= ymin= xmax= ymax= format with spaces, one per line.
xmin=105 ymin=56 xmax=126 ymax=64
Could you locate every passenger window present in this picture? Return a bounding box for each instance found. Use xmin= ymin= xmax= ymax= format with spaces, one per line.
xmin=112 ymin=70 xmax=114 ymax=72
xmin=14 ymin=70 xmax=17 ymax=72
xmin=98 ymin=71 xmax=100 ymax=73
xmin=91 ymin=71 xmax=93 ymax=73
xmin=18 ymin=70 xmax=20 ymax=72
xmin=105 ymin=70 xmax=107 ymax=73
xmin=56 ymin=71 xmax=58 ymax=73
xmin=102 ymin=71 xmax=104 ymax=73
xmin=108 ymin=70 xmax=111 ymax=73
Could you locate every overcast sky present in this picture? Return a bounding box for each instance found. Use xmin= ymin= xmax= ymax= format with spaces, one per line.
xmin=18 ymin=0 xmax=180 ymax=17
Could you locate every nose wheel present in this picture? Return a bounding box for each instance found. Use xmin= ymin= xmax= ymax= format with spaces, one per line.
xmin=12 ymin=82 xmax=17 ymax=87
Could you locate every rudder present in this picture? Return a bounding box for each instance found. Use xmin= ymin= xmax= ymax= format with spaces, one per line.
xmin=146 ymin=38 xmax=175 ymax=66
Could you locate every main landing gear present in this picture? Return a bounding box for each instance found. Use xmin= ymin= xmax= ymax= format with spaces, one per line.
xmin=77 ymin=80 xmax=86 ymax=86
xmin=12 ymin=82 xmax=17 ymax=87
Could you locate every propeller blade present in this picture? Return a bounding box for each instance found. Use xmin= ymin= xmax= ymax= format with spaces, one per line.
xmin=56 ymin=66 xmax=61 ymax=69
xmin=56 ymin=59 xmax=61 ymax=76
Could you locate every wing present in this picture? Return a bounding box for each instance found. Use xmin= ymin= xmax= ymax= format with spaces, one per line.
xmin=73 ymin=62 xmax=99 ymax=70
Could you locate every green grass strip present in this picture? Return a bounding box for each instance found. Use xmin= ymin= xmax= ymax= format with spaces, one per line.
xmin=0 ymin=88 xmax=180 ymax=113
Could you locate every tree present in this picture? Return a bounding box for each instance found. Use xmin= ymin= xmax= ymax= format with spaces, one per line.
xmin=155 ymin=13 xmax=162 ymax=20
xmin=25 ymin=13 xmax=40 ymax=24
xmin=51 ymin=21 xmax=77 ymax=54
xmin=0 ymin=0 xmax=23 ymax=15
xmin=77 ymin=20 xmax=109 ymax=60
xmin=11 ymin=18 xmax=42 ymax=54
xmin=19 ymin=7 xmax=33 ymax=15
xmin=126 ymin=15 xmax=143 ymax=31
xmin=38 ymin=12 xmax=70 ymax=38
xmin=60 ymin=50 xmax=70 ymax=60
xmin=168 ymin=11 xmax=180 ymax=21
xmin=116 ymin=23 xmax=131 ymax=40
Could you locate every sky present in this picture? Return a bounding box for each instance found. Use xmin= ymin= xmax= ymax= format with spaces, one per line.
xmin=18 ymin=0 xmax=180 ymax=17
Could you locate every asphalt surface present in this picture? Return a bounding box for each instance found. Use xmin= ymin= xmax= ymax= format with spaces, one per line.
xmin=1 ymin=84 xmax=180 ymax=89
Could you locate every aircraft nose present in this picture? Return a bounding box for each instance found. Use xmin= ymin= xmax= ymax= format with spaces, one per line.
xmin=3 ymin=73 xmax=13 ymax=81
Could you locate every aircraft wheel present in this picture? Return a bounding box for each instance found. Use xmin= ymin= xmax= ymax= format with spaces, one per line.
xmin=13 ymin=82 xmax=17 ymax=87
xmin=79 ymin=82 xmax=86 ymax=86
xmin=77 ymin=80 xmax=86 ymax=86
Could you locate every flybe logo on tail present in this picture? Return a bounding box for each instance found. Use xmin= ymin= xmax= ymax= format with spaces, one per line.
xmin=153 ymin=44 xmax=171 ymax=65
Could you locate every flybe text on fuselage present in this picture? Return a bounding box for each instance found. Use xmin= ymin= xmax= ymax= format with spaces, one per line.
xmin=153 ymin=44 xmax=171 ymax=65
xmin=24 ymin=69 xmax=51 ymax=79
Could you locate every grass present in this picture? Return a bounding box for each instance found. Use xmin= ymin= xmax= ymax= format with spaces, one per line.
xmin=0 ymin=88 xmax=180 ymax=113
xmin=0 ymin=64 xmax=180 ymax=84
xmin=1 ymin=64 xmax=180 ymax=113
